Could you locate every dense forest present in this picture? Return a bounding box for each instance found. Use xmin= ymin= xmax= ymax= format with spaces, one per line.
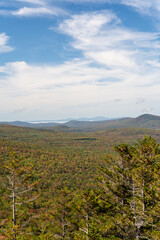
xmin=0 ymin=125 xmax=160 ymax=239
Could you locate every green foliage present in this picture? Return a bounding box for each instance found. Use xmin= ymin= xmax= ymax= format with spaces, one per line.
xmin=100 ymin=136 xmax=160 ymax=239
xmin=0 ymin=125 xmax=160 ymax=239
xmin=0 ymin=148 xmax=39 ymax=239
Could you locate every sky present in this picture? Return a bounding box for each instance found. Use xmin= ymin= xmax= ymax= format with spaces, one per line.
xmin=0 ymin=0 xmax=160 ymax=121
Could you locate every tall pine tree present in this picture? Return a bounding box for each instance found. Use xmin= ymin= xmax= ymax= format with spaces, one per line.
xmin=100 ymin=136 xmax=160 ymax=239
xmin=0 ymin=149 xmax=38 ymax=239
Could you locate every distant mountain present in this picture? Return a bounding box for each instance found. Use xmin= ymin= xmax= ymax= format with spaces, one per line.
xmin=1 ymin=114 xmax=160 ymax=131
xmin=0 ymin=121 xmax=33 ymax=127
xmin=0 ymin=116 xmax=119 ymax=128
xmin=52 ymin=114 xmax=160 ymax=131
xmin=0 ymin=121 xmax=60 ymax=128
xmin=29 ymin=116 xmax=113 ymax=123
xmin=135 ymin=114 xmax=160 ymax=121
xmin=68 ymin=116 xmax=111 ymax=121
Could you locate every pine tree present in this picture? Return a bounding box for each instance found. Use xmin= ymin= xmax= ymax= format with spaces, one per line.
xmin=50 ymin=187 xmax=74 ymax=239
xmin=73 ymin=188 xmax=103 ymax=240
xmin=0 ymin=149 xmax=38 ymax=239
xmin=100 ymin=136 xmax=160 ymax=239
xmin=130 ymin=136 xmax=160 ymax=239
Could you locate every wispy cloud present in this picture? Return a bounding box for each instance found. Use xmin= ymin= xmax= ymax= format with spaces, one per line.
xmin=59 ymin=11 xmax=160 ymax=72
xmin=59 ymin=11 xmax=120 ymax=50
xmin=12 ymin=6 xmax=64 ymax=17
xmin=121 ymin=0 xmax=160 ymax=15
xmin=0 ymin=33 xmax=13 ymax=53
xmin=99 ymin=0 xmax=160 ymax=18
xmin=0 ymin=0 xmax=66 ymax=17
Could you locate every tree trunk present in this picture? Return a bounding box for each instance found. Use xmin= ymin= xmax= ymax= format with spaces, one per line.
xmin=12 ymin=172 xmax=16 ymax=240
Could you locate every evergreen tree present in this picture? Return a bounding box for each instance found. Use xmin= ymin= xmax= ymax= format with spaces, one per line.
xmin=50 ymin=187 xmax=74 ymax=239
xmin=100 ymin=136 xmax=160 ymax=239
xmin=0 ymin=149 xmax=38 ymax=239
xmin=73 ymin=188 xmax=104 ymax=240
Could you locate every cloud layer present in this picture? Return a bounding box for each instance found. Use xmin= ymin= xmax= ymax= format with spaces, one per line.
xmin=1 ymin=10 xmax=160 ymax=119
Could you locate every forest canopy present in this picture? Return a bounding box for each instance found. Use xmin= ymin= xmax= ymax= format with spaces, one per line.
xmin=0 ymin=127 xmax=160 ymax=239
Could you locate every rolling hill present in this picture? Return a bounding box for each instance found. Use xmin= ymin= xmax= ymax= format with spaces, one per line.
xmin=1 ymin=114 xmax=160 ymax=131
xmin=43 ymin=114 xmax=160 ymax=131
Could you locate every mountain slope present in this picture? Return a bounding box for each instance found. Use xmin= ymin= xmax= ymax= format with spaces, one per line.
xmin=59 ymin=114 xmax=160 ymax=131
xmin=1 ymin=114 xmax=160 ymax=131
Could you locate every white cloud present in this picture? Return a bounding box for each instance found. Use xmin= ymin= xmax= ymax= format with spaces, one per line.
xmin=86 ymin=50 xmax=137 ymax=68
xmin=47 ymin=11 xmax=160 ymax=118
xmin=1 ymin=10 xmax=160 ymax=119
xmin=1 ymin=51 xmax=160 ymax=120
xmin=121 ymin=0 xmax=160 ymax=15
xmin=101 ymin=0 xmax=160 ymax=18
xmin=0 ymin=60 xmax=111 ymax=91
xmin=0 ymin=33 xmax=13 ymax=53
xmin=0 ymin=60 xmax=121 ymax=119
xmin=60 ymin=11 xmax=119 ymax=37
xmin=12 ymin=6 xmax=64 ymax=17
xmin=0 ymin=0 xmax=66 ymax=17
xmin=59 ymin=11 xmax=121 ymax=50
xmin=59 ymin=11 xmax=160 ymax=71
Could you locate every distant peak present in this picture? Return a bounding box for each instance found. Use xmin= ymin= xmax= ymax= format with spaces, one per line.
xmin=136 ymin=114 xmax=160 ymax=121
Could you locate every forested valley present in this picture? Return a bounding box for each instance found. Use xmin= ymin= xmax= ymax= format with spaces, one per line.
xmin=0 ymin=125 xmax=160 ymax=239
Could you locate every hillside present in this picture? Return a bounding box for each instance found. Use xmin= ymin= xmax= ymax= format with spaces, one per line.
xmin=1 ymin=124 xmax=160 ymax=197
xmin=1 ymin=114 xmax=160 ymax=132
xmin=48 ymin=114 xmax=160 ymax=131
xmin=1 ymin=124 xmax=160 ymax=239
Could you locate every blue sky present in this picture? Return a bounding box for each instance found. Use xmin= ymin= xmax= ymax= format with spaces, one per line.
xmin=0 ymin=0 xmax=160 ymax=121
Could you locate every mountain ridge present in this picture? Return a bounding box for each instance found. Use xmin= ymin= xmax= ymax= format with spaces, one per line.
xmin=1 ymin=114 xmax=160 ymax=131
